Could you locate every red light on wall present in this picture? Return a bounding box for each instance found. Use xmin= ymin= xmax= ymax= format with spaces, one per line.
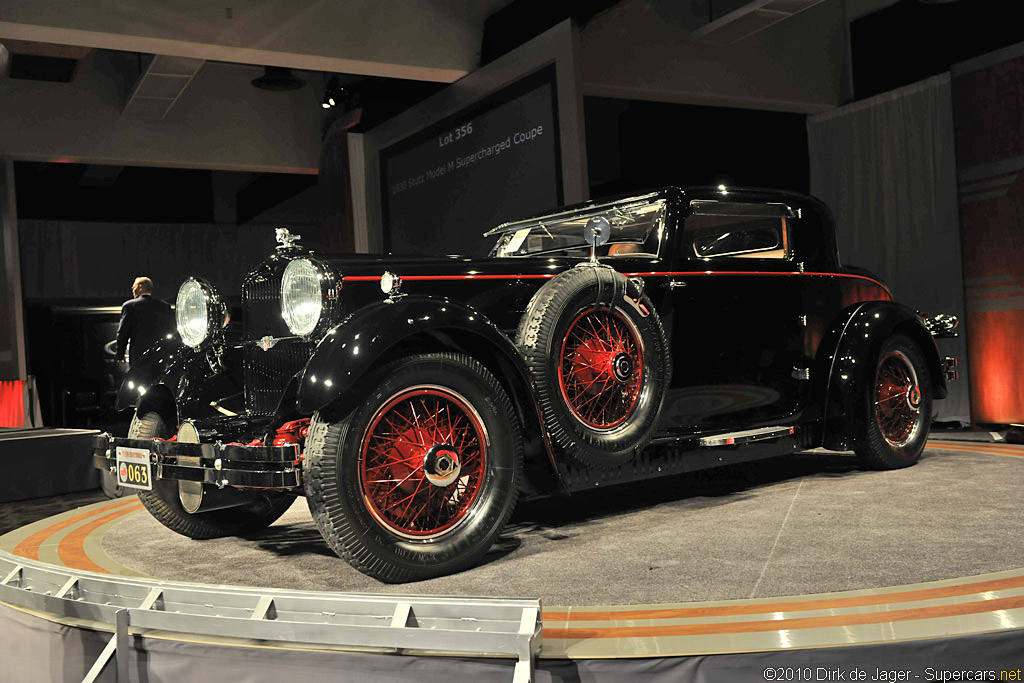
xmin=0 ymin=381 xmax=25 ymax=428
xmin=965 ymin=311 xmax=1024 ymax=423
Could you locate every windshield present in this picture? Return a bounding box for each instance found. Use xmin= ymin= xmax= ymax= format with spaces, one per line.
xmin=486 ymin=196 xmax=666 ymax=258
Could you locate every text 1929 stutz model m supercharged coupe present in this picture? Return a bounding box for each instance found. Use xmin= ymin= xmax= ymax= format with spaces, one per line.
xmin=93 ymin=186 xmax=958 ymax=583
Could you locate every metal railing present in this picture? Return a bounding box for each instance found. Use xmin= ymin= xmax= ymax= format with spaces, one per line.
xmin=0 ymin=549 xmax=541 ymax=683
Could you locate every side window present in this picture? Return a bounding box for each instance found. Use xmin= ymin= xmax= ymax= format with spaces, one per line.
xmin=684 ymin=203 xmax=792 ymax=260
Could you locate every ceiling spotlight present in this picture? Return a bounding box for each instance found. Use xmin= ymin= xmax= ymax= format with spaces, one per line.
xmin=251 ymin=66 xmax=305 ymax=91
xmin=322 ymin=75 xmax=345 ymax=109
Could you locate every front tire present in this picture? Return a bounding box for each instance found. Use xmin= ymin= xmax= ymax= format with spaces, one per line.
xmin=100 ymin=470 xmax=129 ymax=498
xmin=131 ymin=412 xmax=295 ymax=539
xmin=303 ymin=352 xmax=521 ymax=583
xmin=854 ymin=335 xmax=932 ymax=469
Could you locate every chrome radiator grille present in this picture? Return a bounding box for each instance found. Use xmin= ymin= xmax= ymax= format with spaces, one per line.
xmin=241 ymin=254 xmax=313 ymax=415
xmin=244 ymin=341 xmax=314 ymax=415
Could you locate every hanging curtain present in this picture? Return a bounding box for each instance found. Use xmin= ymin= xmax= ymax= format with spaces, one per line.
xmin=17 ymin=221 xmax=316 ymax=302
xmin=807 ymin=73 xmax=970 ymax=423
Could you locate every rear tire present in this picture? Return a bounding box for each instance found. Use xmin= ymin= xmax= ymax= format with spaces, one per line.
xmin=131 ymin=412 xmax=295 ymax=539
xmin=854 ymin=335 xmax=932 ymax=470
xmin=303 ymin=352 xmax=521 ymax=583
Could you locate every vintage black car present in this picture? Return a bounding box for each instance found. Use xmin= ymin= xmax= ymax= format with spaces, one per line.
xmin=93 ymin=186 xmax=958 ymax=583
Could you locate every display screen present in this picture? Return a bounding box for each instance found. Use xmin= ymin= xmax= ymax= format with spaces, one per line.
xmin=381 ymin=67 xmax=562 ymax=256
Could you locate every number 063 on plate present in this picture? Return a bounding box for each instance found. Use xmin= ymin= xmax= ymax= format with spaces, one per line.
xmin=115 ymin=446 xmax=153 ymax=490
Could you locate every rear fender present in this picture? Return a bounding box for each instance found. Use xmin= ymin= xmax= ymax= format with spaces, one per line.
xmin=820 ymin=301 xmax=945 ymax=450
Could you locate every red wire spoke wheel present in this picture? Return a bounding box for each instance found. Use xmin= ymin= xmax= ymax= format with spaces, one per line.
xmin=558 ymin=308 xmax=644 ymax=429
xmin=303 ymin=353 xmax=521 ymax=583
xmin=855 ymin=334 xmax=932 ymax=470
xmin=874 ymin=350 xmax=921 ymax=447
xmin=518 ymin=265 xmax=670 ymax=468
xmin=360 ymin=387 xmax=486 ymax=539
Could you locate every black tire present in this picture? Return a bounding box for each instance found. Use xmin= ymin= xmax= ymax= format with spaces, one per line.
xmin=131 ymin=412 xmax=295 ymax=539
xmin=517 ymin=264 xmax=670 ymax=467
xmin=100 ymin=470 xmax=131 ymax=498
xmin=303 ymin=352 xmax=521 ymax=583
xmin=854 ymin=335 xmax=933 ymax=470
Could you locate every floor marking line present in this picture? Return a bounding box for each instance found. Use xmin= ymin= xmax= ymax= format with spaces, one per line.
xmin=544 ymin=594 xmax=1024 ymax=639
xmin=927 ymin=442 xmax=1024 ymax=457
xmin=542 ymin=571 xmax=1024 ymax=621
xmin=749 ymin=478 xmax=803 ymax=600
xmin=57 ymin=502 xmax=145 ymax=574
xmin=12 ymin=498 xmax=141 ymax=560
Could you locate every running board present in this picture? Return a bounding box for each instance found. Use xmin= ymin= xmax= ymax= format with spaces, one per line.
xmin=699 ymin=426 xmax=794 ymax=447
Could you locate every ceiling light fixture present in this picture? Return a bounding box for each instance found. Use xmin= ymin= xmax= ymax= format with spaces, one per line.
xmin=321 ymin=75 xmax=344 ymax=109
xmin=251 ymin=66 xmax=305 ymax=91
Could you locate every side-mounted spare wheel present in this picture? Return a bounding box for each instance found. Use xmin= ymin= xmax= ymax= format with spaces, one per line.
xmin=517 ymin=264 xmax=670 ymax=468
xmin=854 ymin=334 xmax=933 ymax=469
xmin=303 ymin=352 xmax=522 ymax=583
xmin=131 ymin=412 xmax=296 ymax=539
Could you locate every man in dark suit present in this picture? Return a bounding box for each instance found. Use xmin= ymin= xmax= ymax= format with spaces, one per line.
xmin=116 ymin=276 xmax=175 ymax=369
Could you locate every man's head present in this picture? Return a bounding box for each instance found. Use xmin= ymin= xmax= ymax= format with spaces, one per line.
xmin=132 ymin=277 xmax=154 ymax=298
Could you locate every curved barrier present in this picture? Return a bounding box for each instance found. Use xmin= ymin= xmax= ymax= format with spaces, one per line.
xmin=2 ymin=439 xmax=1024 ymax=680
xmin=0 ymin=549 xmax=541 ymax=682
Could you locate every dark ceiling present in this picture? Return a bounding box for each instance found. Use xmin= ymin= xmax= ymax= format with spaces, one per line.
xmin=11 ymin=0 xmax=1023 ymax=224
xmin=851 ymin=0 xmax=1024 ymax=100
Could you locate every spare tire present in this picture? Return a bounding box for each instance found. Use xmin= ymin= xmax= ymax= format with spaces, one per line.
xmin=517 ymin=264 xmax=670 ymax=467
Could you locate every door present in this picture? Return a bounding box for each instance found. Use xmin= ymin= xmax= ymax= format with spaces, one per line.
xmin=657 ymin=201 xmax=807 ymax=435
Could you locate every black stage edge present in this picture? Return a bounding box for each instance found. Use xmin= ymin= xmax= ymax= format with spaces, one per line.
xmin=2 ymin=601 xmax=1021 ymax=683
xmin=0 ymin=428 xmax=100 ymax=502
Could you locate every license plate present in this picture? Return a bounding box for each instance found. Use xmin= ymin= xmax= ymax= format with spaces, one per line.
xmin=115 ymin=446 xmax=153 ymax=491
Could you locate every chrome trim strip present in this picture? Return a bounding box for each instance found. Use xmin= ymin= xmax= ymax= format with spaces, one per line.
xmin=698 ymin=425 xmax=794 ymax=447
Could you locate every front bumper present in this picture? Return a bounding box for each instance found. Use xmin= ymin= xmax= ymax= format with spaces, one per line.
xmin=92 ymin=434 xmax=302 ymax=489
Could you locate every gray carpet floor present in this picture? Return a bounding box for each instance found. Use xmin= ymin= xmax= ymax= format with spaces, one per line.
xmin=100 ymin=445 xmax=1024 ymax=606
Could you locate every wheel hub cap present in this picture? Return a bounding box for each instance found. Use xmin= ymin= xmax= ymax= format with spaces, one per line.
xmin=612 ymin=352 xmax=633 ymax=382
xmin=906 ymin=385 xmax=921 ymax=409
xmin=423 ymin=445 xmax=462 ymax=487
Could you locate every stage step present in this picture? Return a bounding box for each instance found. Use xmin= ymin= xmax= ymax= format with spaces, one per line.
xmin=698 ymin=425 xmax=794 ymax=447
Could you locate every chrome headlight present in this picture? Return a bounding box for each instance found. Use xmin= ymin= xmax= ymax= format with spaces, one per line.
xmin=281 ymin=258 xmax=324 ymax=336
xmin=176 ymin=278 xmax=220 ymax=348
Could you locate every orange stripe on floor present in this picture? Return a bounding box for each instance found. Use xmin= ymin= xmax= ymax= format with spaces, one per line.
xmin=12 ymin=498 xmax=141 ymax=561
xmin=57 ymin=502 xmax=144 ymax=574
xmin=544 ymin=594 xmax=1024 ymax=639
xmin=543 ymin=572 xmax=1024 ymax=622
xmin=926 ymin=442 xmax=1024 ymax=457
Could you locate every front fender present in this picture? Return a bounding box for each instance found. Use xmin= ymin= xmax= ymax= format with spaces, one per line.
xmin=115 ymin=339 xmax=192 ymax=410
xmin=295 ymin=295 xmax=565 ymax=493
xmin=821 ymin=300 xmax=945 ymax=450
xmin=116 ymin=339 xmax=236 ymax=419
xmin=297 ymin=296 xmax=519 ymax=414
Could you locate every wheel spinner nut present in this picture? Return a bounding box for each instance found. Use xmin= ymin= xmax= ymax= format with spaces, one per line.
xmin=907 ymin=385 xmax=921 ymax=409
xmin=423 ymin=445 xmax=462 ymax=487
xmin=612 ymin=352 xmax=633 ymax=382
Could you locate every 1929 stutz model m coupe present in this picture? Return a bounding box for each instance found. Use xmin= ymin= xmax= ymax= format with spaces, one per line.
xmin=94 ymin=186 xmax=958 ymax=582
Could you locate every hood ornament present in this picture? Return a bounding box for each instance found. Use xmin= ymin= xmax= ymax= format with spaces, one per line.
xmin=275 ymin=227 xmax=302 ymax=249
